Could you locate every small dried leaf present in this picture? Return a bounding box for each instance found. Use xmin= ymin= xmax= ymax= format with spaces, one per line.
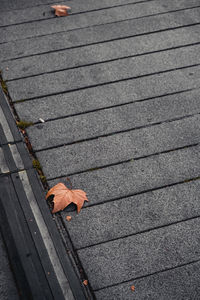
xmin=83 ymin=280 xmax=88 ymax=286
xmin=131 ymin=285 xmax=135 ymax=291
xmin=46 ymin=183 xmax=88 ymax=213
xmin=51 ymin=5 xmax=71 ymax=16
xmin=66 ymin=215 xmax=72 ymax=221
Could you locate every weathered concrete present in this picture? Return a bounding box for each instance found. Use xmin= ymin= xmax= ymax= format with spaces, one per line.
xmin=95 ymin=260 xmax=200 ymax=299
xmin=0 ymin=0 xmax=67 ymax=11
xmin=78 ymin=218 xmax=200 ymax=290
xmin=1 ymin=0 xmax=199 ymax=43
xmin=2 ymin=0 xmax=200 ymax=298
xmin=50 ymin=145 xmax=200 ymax=206
xmin=0 ymin=0 xmax=145 ymax=26
xmin=7 ymin=44 xmax=200 ymax=101
xmin=27 ymin=88 xmax=200 ymax=150
xmin=37 ymin=115 xmax=200 ymax=177
xmin=16 ymin=67 xmax=200 ymax=122
xmin=3 ymin=25 xmax=200 ymax=80
xmin=1 ymin=8 xmax=200 ymax=61
xmin=0 ymin=86 xmax=84 ymax=300
xmin=63 ymin=181 xmax=200 ymax=248
xmin=0 ymin=233 xmax=19 ymax=300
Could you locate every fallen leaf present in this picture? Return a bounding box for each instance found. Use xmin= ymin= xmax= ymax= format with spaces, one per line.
xmin=66 ymin=215 xmax=72 ymax=221
xmin=131 ymin=285 xmax=135 ymax=291
xmin=83 ymin=280 xmax=88 ymax=286
xmin=46 ymin=183 xmax=88 ymax=213
xmin=51 ymin=5 xmax=71 ymax=16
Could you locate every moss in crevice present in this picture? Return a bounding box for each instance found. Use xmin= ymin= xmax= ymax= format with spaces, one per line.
xmin=1 ymin=80 xmax=8 ymax=94
xmin=0 ymin=71 xmax=8 ymax=95
xmin=32 ymin=159 xmax=42 ymax=171
xmin=15 ymin=99 xmax=25 ymax=103
xmin=17 ymin=120 xmax=33 ymax=130
xmin=32 ymin=159 xmax=48 ymax=187
xmin=40 ymin=175 xmax=47 ymax=184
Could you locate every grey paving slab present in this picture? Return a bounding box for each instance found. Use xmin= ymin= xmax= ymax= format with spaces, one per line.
xmin=2 ymin=0 xmax=200 ymax=297
xmin=0 ymin=232 xmax=19 ymax=300
xmin=27 ymin=88 xmax=200 ymax=150
xmin=95 ymin=260 xmax=200 ymax=299
xmin=0 ymin=3 xmax=56 ymax=25
xmin=15 ymin=66 xmax=200 ymax=123
xmin=1 ymin=8 xmax=200 ymax=61
xmin=0 ymin=0 xmax=147 ymax=26
xmin=0 ymin=0 xmax=199 ymax=43
xmin=3 ymin=25 xmax=200 ymax=80
xmin=7 ymin=44 xmax=200 ymax=101
xmin=49 ymin=145 xmax=200 ymax=206
xmin=0 ymin=0 xmax=64 ymax=11
xmin=37 ymin=114 xmax=200 ymax=177
xmin=63 ymin=181 xmax=200 ymax=249
xmin=77 ymin=218 xmax=200 ymax=290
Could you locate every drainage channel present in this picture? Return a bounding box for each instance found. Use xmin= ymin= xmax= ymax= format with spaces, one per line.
xmin=0 ymin=87 xmax=88 ymax=300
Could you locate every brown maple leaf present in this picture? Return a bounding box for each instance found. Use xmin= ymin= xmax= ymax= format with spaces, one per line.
xmin=51 ymin=5 xmax=71 ymax=16
xmin=46 ymin=183 xmax=88 ymax=213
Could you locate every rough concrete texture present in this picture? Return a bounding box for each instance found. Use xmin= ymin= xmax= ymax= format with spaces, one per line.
xmin=1 ymin=8 xmax=200 ymax=61
xmin=16 ymin=68 xmax=200 ymax=122
xmin=37 ymin=114 xmax=200 ymax=177
xmin=63 ymin=181 xmax=200 ymax=248
xmin=0 ymin=233 xmax=19 ymax=300
xmin=95 ymin=261 xmax=200 ymax=299
xmin=49 ymin=145 xmax=200 ymax=206
xmin=2 ymin=25 xmax=200 ymax=80
xmin=0 ymin=0 xmax=145 ymax=26
xmin=77 ymin=218 xmax=200 ymax=290
xmin=0 ymin=0 xmax=67 ymax=11
xmin=27 ymin=89 xmax=200 ymax=150
xmin=1 ymin=0 xmax=199 ymax=43
xmin=2 ymin=0 xmax=200 ymax=298
xmin=7 ymin=44 xmax=200 ymax=100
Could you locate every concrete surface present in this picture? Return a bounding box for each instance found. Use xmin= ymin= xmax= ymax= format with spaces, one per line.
xmin=95 ymin=260 xmax=200 ymax=299
xmin=1 ymin=8 xmax=200 ymax=61
xmin=49 ymin=145 xmax=200 ymax=206
xmin=1 ymin=0 xmax=199 ymax=43
xmin=6 ymin=44 xmax=200 ymax=100
xmin=78 ymin=218 xmax=200 ymax=289
xmin=1 ymin=0 xmax=200 ymax=298
xmin=63 ymin=181 xmax=200 ymax=248
xmin=26 ymin=90 xmax=200 ymax=150
xmin=15 ymin=67 xmax=200 ymax=122
xmin=3 ymin=25 xmax=200 ymax=80
xmin=0 ymin=232 xmax=19 ymax=300
xmin=37 ymin=115 xmax=200 ymax=177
